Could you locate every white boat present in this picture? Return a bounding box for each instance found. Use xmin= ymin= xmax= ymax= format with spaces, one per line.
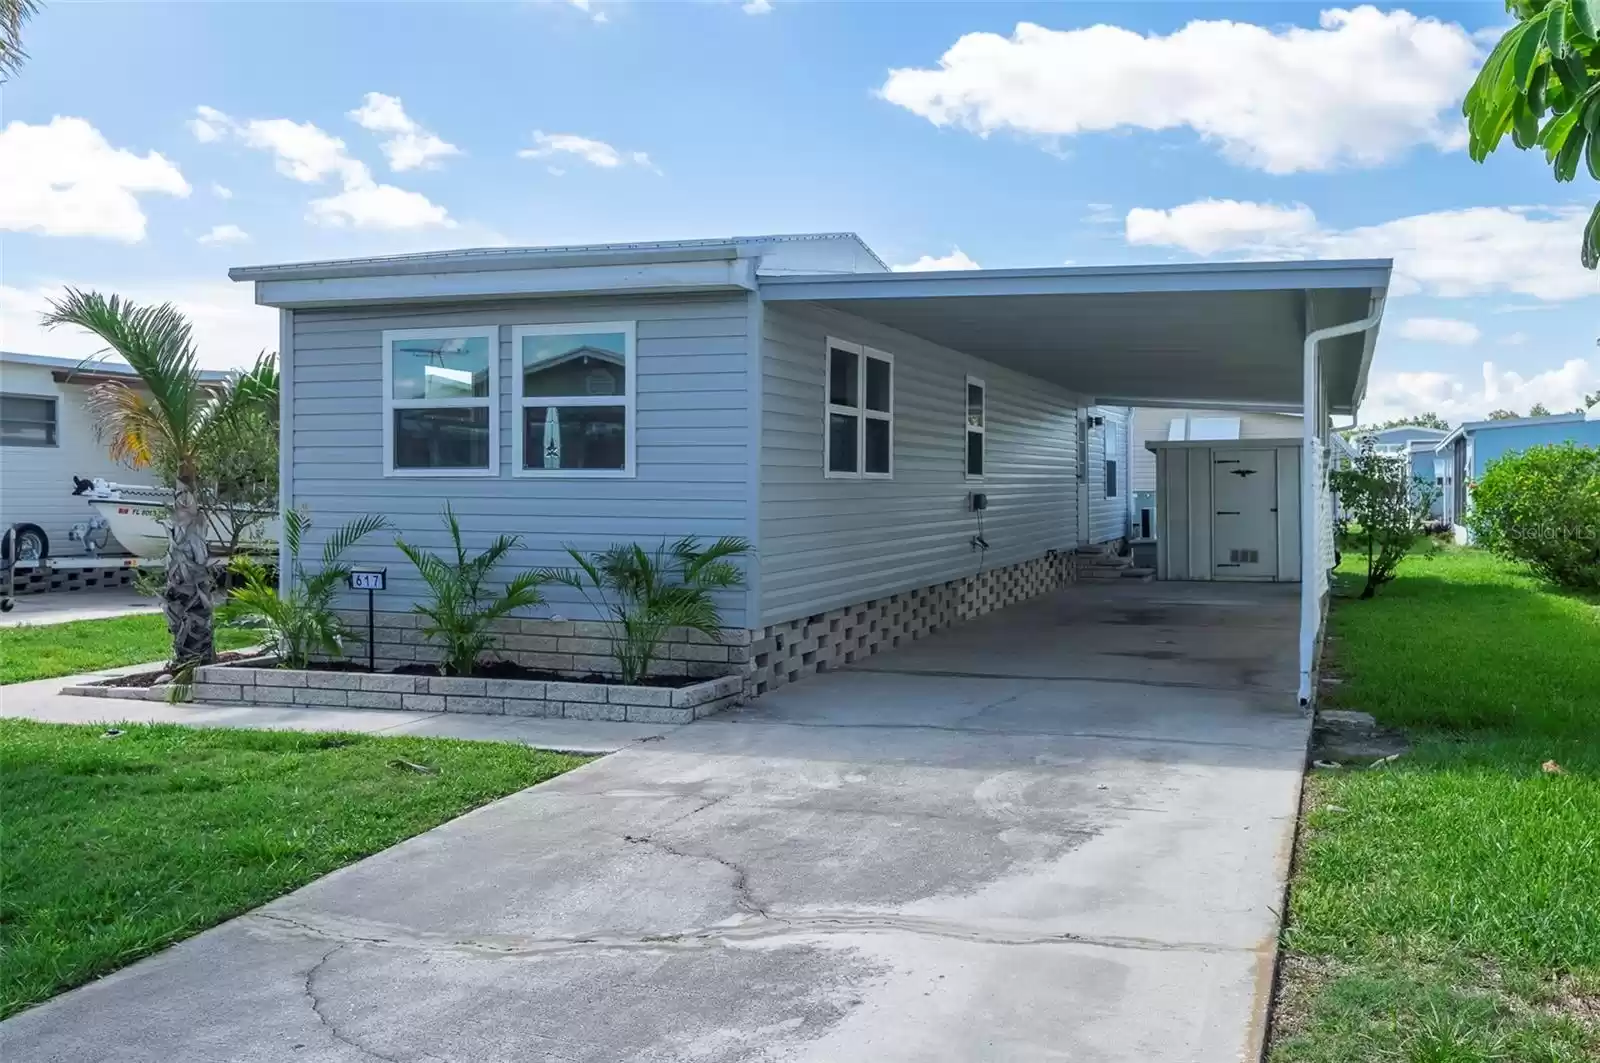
xmin=74 ymin=479 xmax=279 ymax=559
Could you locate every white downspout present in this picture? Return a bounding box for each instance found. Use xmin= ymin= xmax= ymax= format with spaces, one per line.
xmin=1299 ymin=309 xmax=1383 ymax=704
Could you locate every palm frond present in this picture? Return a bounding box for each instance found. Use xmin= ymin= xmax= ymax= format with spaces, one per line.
xmin=322 ymin=513 xmax=390 ymax=570
xmin=83 ymin=382 xmax=167 ymax=469
xmin=0 ymin=0 xmax=41 ymax=81
xmin=43 ymin=290 xmax=209 ymax=460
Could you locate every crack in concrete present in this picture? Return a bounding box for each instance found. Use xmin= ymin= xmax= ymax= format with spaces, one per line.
xmin=256 ymin=907 xmax=1252 ymax=961
xmin=622 ymin=828 xmax=769 ymax=919
xmin=303 ymin=943 xmax=432 ymax=1063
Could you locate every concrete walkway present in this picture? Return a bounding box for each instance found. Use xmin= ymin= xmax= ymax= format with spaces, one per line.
xmin=1 ymin=580 xmax=1310 ymax=1062
xmin=0 ymin=585 xmax=160 ymax=628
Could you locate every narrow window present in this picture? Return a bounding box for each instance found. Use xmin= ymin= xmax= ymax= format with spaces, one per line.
xmin=825 ymin=339 xmax=893 ymax=478
xmin=383 ymin=328 xmax=498 ymax=476
xmin=512 ymin=323 xmax=635 ymax=477
xmin=0 ymin=395 xmax=58 ymax=447
xmin=965 ymin=376 xmax=985 ymax=478
xmin=1105 ymin=459 xmax=1119 ymax=499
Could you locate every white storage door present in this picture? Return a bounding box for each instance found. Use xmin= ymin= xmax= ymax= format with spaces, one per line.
xmin=1211 ymin=448 xmax=1277 ymax=580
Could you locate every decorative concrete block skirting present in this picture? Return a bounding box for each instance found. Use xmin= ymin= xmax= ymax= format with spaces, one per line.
xmin=189 ymin=665 xmax=745 ymax=725
xmin=743 ymin=551 xmax=1075 ymax=696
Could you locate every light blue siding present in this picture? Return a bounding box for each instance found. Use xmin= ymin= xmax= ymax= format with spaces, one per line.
xmin=758 ymin=302 xmax=1082 ymax=626
xmin=1471 ymin=420 xmax=1600 ymax=477
xmin=287 ymin=295 xmax=752 ymax=626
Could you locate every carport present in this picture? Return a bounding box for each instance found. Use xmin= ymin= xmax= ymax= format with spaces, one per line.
xmin=760 ymin=257 xmax=1393 ymax=702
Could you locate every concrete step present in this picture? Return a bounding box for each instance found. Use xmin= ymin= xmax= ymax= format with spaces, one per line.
xmin=1120 ymin=567 xmax=1155 ymax=579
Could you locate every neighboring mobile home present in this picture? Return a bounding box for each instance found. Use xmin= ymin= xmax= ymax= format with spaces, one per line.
xmin=230 ymin=232 xmax=1391 ymax=704
xmin=1 ymin=352 xmax=143 ymax=560
xmin=1436 ymin=410 xmax=1600 ymax=541
xmin=1351 ymin=423 xmax=1449 ymax=519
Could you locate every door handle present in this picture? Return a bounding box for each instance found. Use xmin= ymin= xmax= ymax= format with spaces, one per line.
xmin=1216 ymin=510 xmax=1240 ymax=516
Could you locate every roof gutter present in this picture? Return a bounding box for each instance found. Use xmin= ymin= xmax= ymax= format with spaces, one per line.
xmin=1300 ymin=307 xmax=1384 ymax=706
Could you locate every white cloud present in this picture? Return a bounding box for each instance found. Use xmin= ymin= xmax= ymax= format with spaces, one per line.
xmin=743 ymin=0 xmax=774 ymax=12
xmin=518 ymin=131 xmax=658 ymax=172
xmin=211 ymin=182 xmax=233 ymax=200
xmin=1 ymin=280 xmax=278 ymax=372
xmin=197 ymin=223 xmax=249 ymax=245
xmin=892 ymin=248 xmax=982 ymax=272
xmin=187 ymin=105 xmax=231 ymax=143
xmin=347 ymin=92 xmax=461 ymax=172
xmin=880 ymin=7 xmax=1480 ymax=173
xmin=1362 ymin=358 xmax=1599 ymax=423
xmin=1499 ymin=331 xmax=1529 ymax=346
xmin=1125 ymin=199 xmax=1597 ymax=302
xmin=1126 ymin=199 xmax=1317 ymax=255
xmin=1396 ymin=316 xmax=1480 ymax=345
xmin=566 ymin=0 xmax=606 ymax=22
xmin=0 ymin=117 xmax=190 ymax=243
xmin=308 ymin=183 xmax=453 ymax=230
xmin=188 ymin=105 xmax=454 ymax=231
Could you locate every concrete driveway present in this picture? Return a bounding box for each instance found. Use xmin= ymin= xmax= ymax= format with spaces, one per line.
xmin=2 ymin=580 xmax=1310 ymax=1063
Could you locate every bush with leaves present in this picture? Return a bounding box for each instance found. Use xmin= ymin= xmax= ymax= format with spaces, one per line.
xmin=1468 ymin=442 xmax=1600 ymax=590
xmin=397 ymin=504 xmax=548 ymax=676
xmin=1331 ymin=440 xmax=1440 ymax=599
xmin=218 ymin=510 xmax=390 ymax=669
xmin=546 ymin=537 xmax=749 ymax=684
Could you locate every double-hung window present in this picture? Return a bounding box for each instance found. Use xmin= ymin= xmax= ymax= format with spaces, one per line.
xmin=964 ymin=376 xmax=986 ymax=478
xmin=825 ymin=338 xmax=892 ymax=478
xmin=0 ymin=395 xmax=58 ymax=447
xmin=512 ymin=322 xmax=635 ymax=477
xmin=383 ymin=327 xmax=498 ymax=476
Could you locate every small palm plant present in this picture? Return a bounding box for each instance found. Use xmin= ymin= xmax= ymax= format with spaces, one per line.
xmin=219 ymin=510 xmax=390 ymax=669
xmin=44 ymin=290 xmax=279 ymax=668
xmin=547 ymin=536 xmax=749 ymax=684
xmin=396 ymin=504 xmax=548 ymax=676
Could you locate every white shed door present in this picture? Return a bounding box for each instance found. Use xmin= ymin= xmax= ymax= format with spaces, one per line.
xmin=1212 ymin=449 xmax=1277 ymax=580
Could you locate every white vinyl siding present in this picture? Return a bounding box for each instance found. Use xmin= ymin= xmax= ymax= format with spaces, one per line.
xmin=288 ymin=294 xmax=752 ymax=627
xmin=0 ymin=362 xmax=136 ymax=551
xmin=760 ymin=302 xmax=1082 ymax=626
xmin=1086 ymin=405 xmax=1129 ymax=543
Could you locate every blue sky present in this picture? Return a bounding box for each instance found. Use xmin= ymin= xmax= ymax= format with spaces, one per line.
xmin=3 ymin=1 xmax=1596 ymax=423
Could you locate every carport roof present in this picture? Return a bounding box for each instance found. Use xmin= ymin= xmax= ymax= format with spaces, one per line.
xmin=759 ymin=259 xmax=1391 ymax=416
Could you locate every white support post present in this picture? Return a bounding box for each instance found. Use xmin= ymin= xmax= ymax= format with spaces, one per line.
xmin=1299 ymin=308 xmax=1383 ymax=704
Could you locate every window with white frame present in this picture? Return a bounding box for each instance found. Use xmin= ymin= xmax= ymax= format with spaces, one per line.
xmin=825 ymin=339 xmax=892 ymax=478
xmin=0 ymin=394 xmax=58 ymax=447
xmin=965 ymin=376 xmax=986 ymax=478
xmin=512 ymin=323 xmax=635 ymax=476
xmin=383 ymin=328 xmax=498 ymax=476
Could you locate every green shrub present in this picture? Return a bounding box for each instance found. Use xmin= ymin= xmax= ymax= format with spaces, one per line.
xmin=396 ymin=503 xmax=548 ymax=676
xmin=219 ymin=510 xmax=389 ymax=669
xmin=1331 ymin=440 xmax=1439 ymax=599
xmin=546 ymin=537 xmax=749 ymax=684
xmin=1468 ymin=442 xmax=1600 ymax=590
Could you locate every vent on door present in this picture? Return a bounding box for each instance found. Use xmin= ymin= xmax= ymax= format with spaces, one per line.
xmin=1228 ymin=548 xmax=1261 ymax=564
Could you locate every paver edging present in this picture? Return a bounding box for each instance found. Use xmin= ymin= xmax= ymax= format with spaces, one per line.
xmin=62 ymin=659 xmax=739 ymax=725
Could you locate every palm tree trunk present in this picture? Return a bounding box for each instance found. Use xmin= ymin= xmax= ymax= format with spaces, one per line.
xmin=166 ymin=474 xmax=216 ymax=666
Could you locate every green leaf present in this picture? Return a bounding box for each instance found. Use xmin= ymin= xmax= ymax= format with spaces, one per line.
xmin=1512 ymin=9 xmax=1550 ymax=91
xmin=1514 ymin=97 xmax=1541 ymax=148
xmin=1539 ymin=103 xmax=1584 ymax=157
xmin=1588 ymin=117 xmax=1600 ymax=179
xmin=1464 ymin=24 xmax=1530 ymax=157
xmin=1547 ymin=0 xmax=1570 ymax=56
xmin=1557 ymin=123 xmax=1588 ymax=179
xmin=1574 ymin=0 xmax=1600 ymax=40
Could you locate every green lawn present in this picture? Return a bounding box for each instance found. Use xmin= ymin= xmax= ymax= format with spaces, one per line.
xmin=0 ymin=720 xmax=588 ymax=1017
xmin=1271 ymin=548 xmax=1600 ymax=1063
xmin=0 ymin=615 xmax=257 ymax=684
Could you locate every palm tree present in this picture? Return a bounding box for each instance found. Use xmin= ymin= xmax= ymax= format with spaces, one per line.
xmin=1 ymin=0 xmax=41 ymax=81
xmin=44 ymin=290 xmax=278 ymax=667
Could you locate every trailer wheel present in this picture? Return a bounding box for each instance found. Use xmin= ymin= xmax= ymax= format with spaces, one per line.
xmin=2 ymin=523 xmax=49 ymax=563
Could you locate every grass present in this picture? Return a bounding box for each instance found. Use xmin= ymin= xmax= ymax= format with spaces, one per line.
xmin=1270 ymin=547 xmax=1600 ymax=1063
xmin=0 ymin=720 xmax=588 ymax=1017
xmin=0 ymin=615 xmax=257 ymax=684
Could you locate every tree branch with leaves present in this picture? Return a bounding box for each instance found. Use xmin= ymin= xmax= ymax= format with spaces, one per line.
xmin=1464 ymin=0 xmax=1600 ymax=268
